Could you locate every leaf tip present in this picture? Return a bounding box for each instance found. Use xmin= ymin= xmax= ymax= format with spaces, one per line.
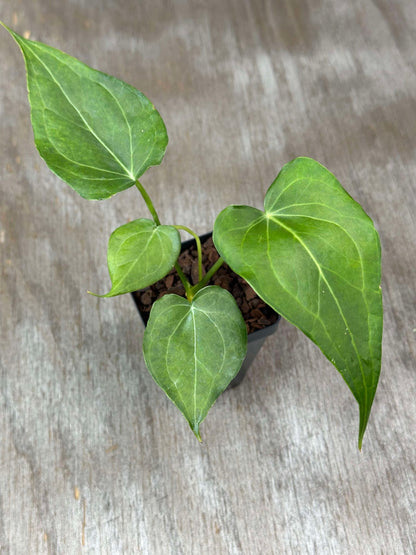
xmin=191 ymin=423 xmax=202 ymax=443
xmin=87 ymin=290 xmax=103 ymax=298
xmin=358 ymin=407 xmax=370 ymax=451
xmin=0 ymin=21 xmax=19 ymax=40
xmin=1 ymin=22 xmax=29 ymax=54
xmin=0 ymin=21 xmax=12 ymax=35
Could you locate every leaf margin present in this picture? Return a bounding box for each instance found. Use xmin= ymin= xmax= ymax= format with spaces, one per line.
xmin=142 ymin=285 xmax=248 ymax=440
xmin=2 ymin=22 xmax=168 ymax=200
xmin=213 ymin=156 xmax=383 ymax=448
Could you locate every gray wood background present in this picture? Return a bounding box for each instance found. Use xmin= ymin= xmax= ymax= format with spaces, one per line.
xmin=1 ymin=0 xmax=415 ymax=553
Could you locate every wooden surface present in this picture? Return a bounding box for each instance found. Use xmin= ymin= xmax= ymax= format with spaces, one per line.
xmin=1 ymin=0 xmax=415 ymax=553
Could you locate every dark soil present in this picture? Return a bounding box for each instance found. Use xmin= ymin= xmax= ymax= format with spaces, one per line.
xmin=132 ymin=236 xmax=279 ymax=334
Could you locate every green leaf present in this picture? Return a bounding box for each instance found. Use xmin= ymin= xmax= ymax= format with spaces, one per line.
xmin=92 ymin=219 xmax=180 ymax=297
xmin=213 ymin=157 xmax=383 ymax=448
xmin=143 ymin=286 xmax=248 ymax=440
xmin=3 ymin=24 xmax=167 ymax=200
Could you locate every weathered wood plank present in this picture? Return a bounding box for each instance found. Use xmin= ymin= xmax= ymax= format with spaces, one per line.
xmin=0 ymin=0 xmax=415 ymax=553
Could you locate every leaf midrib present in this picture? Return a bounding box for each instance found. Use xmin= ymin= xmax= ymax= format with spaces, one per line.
xmin=31 ymin=74 xmax=129 ymax=179
xmin=269 ymin=214 xmax=368 ymax=410
xmin=111 ymin=228 xmax=166 ymax=290
xmin=191 ymin=308 xmax=198 ymax=425
xmin=96 ymin=80 xmax=134 ymax=175
xmin=193 ymin=306 xmax=227 ymax=418
xmin=263 ymin=218 xmax=349 ymax=363
xmin=274 ymin=212 xmax=367 ymax=291
xmin=24 ymin=41 xmax=134 ymax=179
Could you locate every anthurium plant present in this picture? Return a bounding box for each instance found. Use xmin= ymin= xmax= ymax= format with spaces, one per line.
xmin=2 ymin=24 xmax=383 ymax=447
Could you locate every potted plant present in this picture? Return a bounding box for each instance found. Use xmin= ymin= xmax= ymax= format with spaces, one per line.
xmin=2 ymin=24 xmax=383 ymax=448
xmin=131 ymin=230 xmax=282 ymax=390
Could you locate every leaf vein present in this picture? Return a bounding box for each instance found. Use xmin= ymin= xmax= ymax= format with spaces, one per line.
xmin=25 ymin=42 xmax=133 ymax=178
xmin=269 ymin=215 xmax=368 ymax=412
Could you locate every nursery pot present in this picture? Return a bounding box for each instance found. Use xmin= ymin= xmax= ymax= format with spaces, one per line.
xmin=132 ymin=232 xmax=281 ymax=388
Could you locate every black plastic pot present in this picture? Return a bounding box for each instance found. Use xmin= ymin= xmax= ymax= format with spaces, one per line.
xmin=132 ymin=232 xmax=280 ymax=388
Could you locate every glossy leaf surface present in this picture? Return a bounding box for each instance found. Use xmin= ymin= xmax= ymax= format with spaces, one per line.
xmin=95 ymin=219 xmax=180 ymax=297
xmin=213 ymin=157 xmax=383 ymax=447
xmin=5 ymin=25 xmax=167 ymax=199
xmin=143 ymin=286 xmax=247 ymax=440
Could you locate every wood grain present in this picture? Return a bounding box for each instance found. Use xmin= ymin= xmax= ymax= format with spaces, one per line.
xmin=0 ymin=0 xmax=415 ymax=553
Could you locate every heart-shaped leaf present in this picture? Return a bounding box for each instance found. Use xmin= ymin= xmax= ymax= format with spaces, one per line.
xmin=213 ymin=157 xmax=383 ymax=448
xmin=4 ymin=25 xmax=167 ymax=200
xmin=143 ymin=286 xmax=247 ymax=440
xmin=92 ymin=218 xmax=180 ymax=297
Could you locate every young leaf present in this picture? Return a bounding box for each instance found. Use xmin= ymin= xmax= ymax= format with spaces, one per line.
xmin=213 ymin=157 xmax=383 ymax=448
xmin=92 ymin=219 xmax=180 ymax=297
xmin=3 ymin=24 xmax=167 ymax=200
xmin=143 ymin=286 xmax=248 ymax=440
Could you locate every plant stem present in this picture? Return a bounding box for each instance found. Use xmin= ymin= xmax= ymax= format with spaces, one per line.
xmin=190 ymin=256 xmax=224 ymax=298
xmin=134 ymin=179 xmax=192 ymax=297
xmin=134 ymin=179 xmax=222 ymax=300
xmin=174 ymin=262 xmax=193 ymax=298
xmin=173 ymin=225 xmax=203 ymax=281
xmin=135 ymin=180 xmax=161 ymax=225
